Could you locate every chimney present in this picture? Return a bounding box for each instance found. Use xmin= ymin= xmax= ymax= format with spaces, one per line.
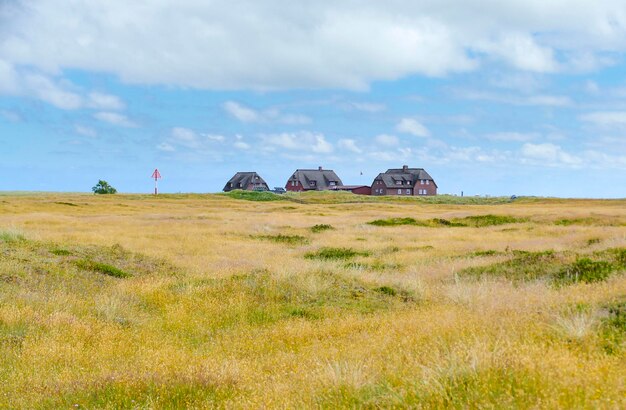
xmin=402 ymin=165 xmax=408 ymax=172
xmin=318 ymin=166 xmax=323 ymax=171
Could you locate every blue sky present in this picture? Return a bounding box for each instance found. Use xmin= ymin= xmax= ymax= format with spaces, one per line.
xmin=1 ymin=1 xmax=625 ymax=197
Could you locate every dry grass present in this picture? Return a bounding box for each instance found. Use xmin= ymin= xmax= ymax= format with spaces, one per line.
xmin=0 ymin=193 xmax=625 ymax=408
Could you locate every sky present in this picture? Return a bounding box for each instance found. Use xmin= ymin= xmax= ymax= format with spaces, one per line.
xmin=0 ymin=1 xmax=625 ymax=197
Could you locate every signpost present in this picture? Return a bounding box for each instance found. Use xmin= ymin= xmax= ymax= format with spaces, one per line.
xmin=151 ymin=168 xmax=161 ymax=195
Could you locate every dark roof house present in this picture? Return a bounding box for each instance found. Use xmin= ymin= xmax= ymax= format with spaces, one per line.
xmin=371 ymin=165 xmax=437 ymax=196
xmin=223 ymin=172 xmax=269 ymax=192
xmin=285 ymin=167 xmax=343 ymax=192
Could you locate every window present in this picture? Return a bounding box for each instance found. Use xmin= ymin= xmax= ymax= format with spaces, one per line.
xmin=426 ymin=180 xmax=430 ymax=185
xmin=396 ymin=180 xmax=401 ymax=185
xmin=291 ymin=181 xmax=296 ymax=186
xmin=420 ymin=180 xmax=424 ymax=185
xmin=329 ymin=181 xmax=336 ymax=186
xmin=406 ymin=189 xmax=410 ymax=194
xmin=397 ymin=189 xmax=402 ymax=195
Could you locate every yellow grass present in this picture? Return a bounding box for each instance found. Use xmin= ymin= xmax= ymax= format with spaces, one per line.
xmin=0 ymin=193 xmax=625 ymax=408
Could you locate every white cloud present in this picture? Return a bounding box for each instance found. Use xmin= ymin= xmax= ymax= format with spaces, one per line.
xmin=0 ymin=59 xmax=19 ymax=93
xmin=74 ymin=124 xmax=97 ymax=138
xmin=454 ymin=90 xmax=572 ymax=106
xmin=0 ymin=109 xmax=22 ymax=122
xmin=156 ymin=142 xmax=176 ymax=152
xmin=233 ymin=134 xmax=250 ymax=150
xmin=478 ymin=33 xmax=558 ymax=73
xmin=261 ymin=131 xmax=333 ymax=153
xmin=338 ymin=138 xmax=362 ymax=153
xmin=580 ymin=111 xmax=626 ymax=128
xmin=396 ymin=118 xmax=430 ymax=137
xmin=521 ymin=143 xmax=582 ymax=166
xmin=375 ymin=134 xmax=399 ymax=146
xmin=223 ymin=101 xmax=260 ymax=122
xmin=22 ymin=74 xmax=83 ymax=110
xmin=158 ymin=127 xmax=228 ymax=153
xmin=486 ymin=132 xmax=539 ymax=142
xmin=93 ymin=111 xmax=137 ymax=127
xmin=223 ymin=101 xmax=310 ymax=124
xmin=234 ymin=141 xmax=250 ymax=150
xmin=4 ymin=1 xmax=626 ymax=90
xmin=88 ymin=92 xmax=124 ymax=110
xmin=342 ymin=102 xmax=386 ymax=112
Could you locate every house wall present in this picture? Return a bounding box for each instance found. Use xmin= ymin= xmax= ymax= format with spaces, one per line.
xmin=351 ymin=186 xmax=371 ymax=195
xmin=413 ymin=181 xmax=437 ymax=196
xmin=285 ymin=179 xmax=304 ymax=192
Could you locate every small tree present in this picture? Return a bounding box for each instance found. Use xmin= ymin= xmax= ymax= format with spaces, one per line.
xmin=92 ymin=180 xmax=117 ymax=194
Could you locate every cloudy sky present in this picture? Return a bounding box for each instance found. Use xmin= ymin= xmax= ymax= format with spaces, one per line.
xmin=1 ymin=0 xmax=625 ymax=197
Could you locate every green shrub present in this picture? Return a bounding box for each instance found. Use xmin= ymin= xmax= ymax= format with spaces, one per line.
xmin=92 ymin=180 xmax=117 ymax=194
xmin=311 ymin=224 xmax=334 ymax=233
xmin=458 ymin=214 xmax=527 ymax=227
xmin=223 ymin=190 xmax=284 ymax=202
xmin=75 ymin=259 xmax=131 ymax=278
xmin=471 ymin=250 xmax=501 ymax=257
xmin=50 ymin=248 xmax=71 ymax=256
xmin=368 ymin=217 xmax=419 ymax=226
xmin=599 ymin=299 xmax=626 ymax=354
xmin=556 ymin=258 xmax=613 ymax=284
xmin=376 ymin=286 xmax=397 ymax=296
xmin=305 ymin=247 xmax=371 ymax=260
xmin=0 ymin=231 xmax=26 ymax=243
xmin=255 ymin=234 xmax=308 ymax=245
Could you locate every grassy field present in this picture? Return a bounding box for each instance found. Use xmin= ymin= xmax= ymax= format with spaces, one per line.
xmin=0 ymin=192 xmax=625 ymax=408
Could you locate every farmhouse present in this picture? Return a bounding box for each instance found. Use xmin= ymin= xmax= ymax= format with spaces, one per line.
xmin=285 ymin=167 xmax=343 ymax=192
xmin=371 ymin=165 xmax=437 ymax=196
xmin=223 ymin=172 xmax=269 ymax=192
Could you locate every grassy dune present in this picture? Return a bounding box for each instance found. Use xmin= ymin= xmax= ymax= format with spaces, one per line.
xmin=0 ymin=192 xmax=625 ymax=408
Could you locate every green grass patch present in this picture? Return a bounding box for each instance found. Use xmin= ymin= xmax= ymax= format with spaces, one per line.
xmin=458 ymin=214 xmax=527 ymax=227
xmin=255 ymin=234 xmax=309 ymax=245
xmin=599 ymin=298 xmax=626 ymax=355
xmin=305 ymin=247 xmax=371 ymax=260
xmin=74 ymin=259 xmax=131 ymax=278
xmin=460 ymin=247 xmax=626 ymax=285
xmin=222 ymin=190 xmax=285 ymax=202
xmin=554 ymin=258 xmax=613 ymax=285
xmin=368 ymin=215 xmax=525 ymax=228
xmin=470 ymin=250 xmax=502 ymax=257
xmin=50 ymin=248 xmax=71 ymax=256
xmin=311 ymin=224 xmax=334 ymax=233
xmin=0 ymin=230 xmax=26 ymax=243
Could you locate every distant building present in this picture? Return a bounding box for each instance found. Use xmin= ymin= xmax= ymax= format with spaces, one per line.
xmin=330 ymin=185 xmax=372 ymax=195
xmin=285 ymin=167 xmax=343 ymax=192
xmin=223 ymin=172 xmax=269 ymax=192
xmin=371 ymin=165 xmax=437 ymax=196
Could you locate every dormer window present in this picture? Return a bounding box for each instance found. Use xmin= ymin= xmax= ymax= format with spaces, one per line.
xmin=426 ymin=180 xmax=430 ymax=185
xmin=310 ymin=181 xmax=316 ymax=186
xmin=329 ymin=181 xmax=336 ymax=186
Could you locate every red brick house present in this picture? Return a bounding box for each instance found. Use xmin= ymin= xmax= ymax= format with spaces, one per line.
xmin=371 ymin=165 xmax=437 ymax=196
xmin=223 ymin=172 xmax=269 ymax=192
xmin=285 ymin=167 xmax=343 ymax=192
xmin=330 ymin=185 xmax=372 ymax=195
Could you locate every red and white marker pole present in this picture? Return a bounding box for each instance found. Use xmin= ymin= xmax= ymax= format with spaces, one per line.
xmin=151 ymin=168 xmax=162 ymax=195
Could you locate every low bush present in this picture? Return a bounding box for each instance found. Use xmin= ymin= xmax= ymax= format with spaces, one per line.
xmin=368 ymin=217 xmax=420 ymax=226
xmin=599 ymin=298 xmax=626 ymax=354
xmin=223 ymin=190 xmax=284 ymax=202
xmin=75 ymin=259 xmax=131 ymax=278
xmin=310 ymin=224 xmax=334 ymax=233
xmin=555 ymin=258 xmax=613 ymax=284
xmin=255 ymin=234 xmax=308 ymax=245
xmin=305 ymin=247 xmax=371 ymax=260
xmin=459 ymin=214 xmax=527 ymax=227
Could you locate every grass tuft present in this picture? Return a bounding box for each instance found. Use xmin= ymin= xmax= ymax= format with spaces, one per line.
xmin=255 ymin=234 xmax=309 ymax=245
xmin=311 ymin=224 xmax=334 ymax=233
xmin=74 ymin=259 xmax=131 ymax=278
xmin=305 ymin=247 xmax=371 ymax=260
xmin=223 ymin=190 xmax=285 ymax=201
